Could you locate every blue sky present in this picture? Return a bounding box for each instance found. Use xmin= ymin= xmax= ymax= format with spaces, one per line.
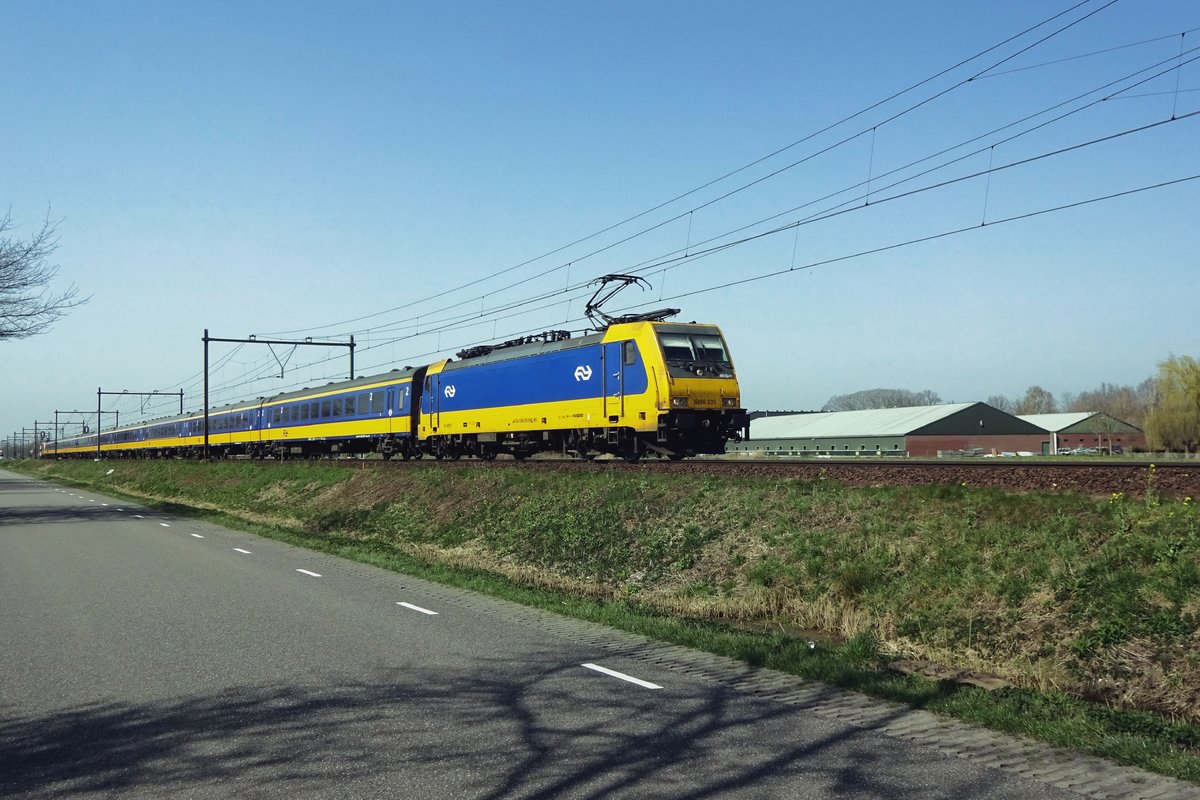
xmin=2 ymin=0 xmax=1197 ymax=441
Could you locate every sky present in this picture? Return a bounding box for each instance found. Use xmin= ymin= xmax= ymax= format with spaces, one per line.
xmin=2 ymin=0 xmax=1198 ymax=443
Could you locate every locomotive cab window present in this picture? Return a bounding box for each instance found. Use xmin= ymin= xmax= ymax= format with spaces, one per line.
xmin=659 ymin=334 xmax=694 ymax=361
xmin=656 ymin=328 xmax=735 ymax=379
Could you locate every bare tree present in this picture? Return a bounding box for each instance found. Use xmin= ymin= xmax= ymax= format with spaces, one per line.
xmin=1 ymin=212 xmax=87 ymax=340
xmin=1014 ymin=385 xmax=1057 ymax=415
xmin=986 ymin=394 xmax=1014 ymax=413
xmin=1068 ymin=381 xmax=1153 ymax=429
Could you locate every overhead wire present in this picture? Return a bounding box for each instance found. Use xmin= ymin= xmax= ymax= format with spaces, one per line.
xmin=259 ymin=0 xmax=1110 ymax=339
xmin=974 ymin=25 xmax=1200 ymax=79
xmin=298 ymin=0 xmax=1126 ymax=346
xmin=604 ymin=44 xmax=1200 ymax=286
xmin=655 ymin=173 xmax=1200 ymax=303
xmin=262 ymin=41 xmax=1200 ymax=360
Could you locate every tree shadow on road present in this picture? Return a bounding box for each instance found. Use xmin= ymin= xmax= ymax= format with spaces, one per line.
xmin=0 ymin=659 xmax=1038 ymax=800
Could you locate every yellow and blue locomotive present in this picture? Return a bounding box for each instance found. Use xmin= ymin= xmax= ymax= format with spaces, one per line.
xmin=419 ymin=319 xmax=745 ymax=460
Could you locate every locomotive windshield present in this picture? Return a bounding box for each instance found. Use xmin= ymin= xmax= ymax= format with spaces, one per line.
xmin=657 ymin=328 xmax=735 ymax=378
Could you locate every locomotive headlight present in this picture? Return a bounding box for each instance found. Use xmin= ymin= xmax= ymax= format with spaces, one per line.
xmin=671 ymin=397 xmax=689 ymax=408
xmin=722 ymin=397 xmax=738 ymax=407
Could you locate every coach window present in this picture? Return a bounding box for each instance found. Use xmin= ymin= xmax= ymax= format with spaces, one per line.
xmin=321 ymin=400 xmax=331 ymax=418
xmin=333 ymin=399 xmax=342 ymax=417
xmin=344 ymin=396 xmax=355 ymax=416
xmin=289 ymin=405 xmax=298 ymax=422
xmin=301 ymin=404 xmax=309 ymax=421
xmin=372 ymin=393 xmax=384 ymax=414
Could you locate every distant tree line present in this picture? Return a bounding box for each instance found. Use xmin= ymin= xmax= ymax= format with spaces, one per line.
xmin=822 ymin=388 xmax=941 ymax=412
xmin=821 ymin=355 xmax=1200 ymax=454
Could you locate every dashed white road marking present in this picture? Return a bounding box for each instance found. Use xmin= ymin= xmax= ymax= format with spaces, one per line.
xmin=134 ymin=514 xmax=144 ymax=519
xmin=190 ymin=533 xmax=204 ymax=539
xmin=159 ymin=523 xmax=171 ymax=528
xmin=101 ymin=503 xmax=109 ymax=506
xmin=296 ymin=569 xmax=322 ymax=578
xmin=233 ymin=548 xmax=252 ymax=554
xmin=397 ymin=602 xmax=438 ymax=615
xmin=581 ymin=663 xmax=663 ymax=690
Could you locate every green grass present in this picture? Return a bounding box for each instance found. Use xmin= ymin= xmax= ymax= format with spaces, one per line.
xmin=10 ymin=457 xmax=1200 ymax=783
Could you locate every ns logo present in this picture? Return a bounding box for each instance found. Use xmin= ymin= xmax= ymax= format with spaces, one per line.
xmin=443 ymin=385 xmax=457 ymax=398
xmin=574 ymin=365 xmax=593 ymax=381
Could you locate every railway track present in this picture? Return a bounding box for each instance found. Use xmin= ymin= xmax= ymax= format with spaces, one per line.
xmin=313 ymin=455 xmax=1200 ymax=497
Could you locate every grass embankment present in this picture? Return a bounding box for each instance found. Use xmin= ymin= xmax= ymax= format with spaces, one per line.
xmin=16 ymin=459 xmax=1200 ymax=781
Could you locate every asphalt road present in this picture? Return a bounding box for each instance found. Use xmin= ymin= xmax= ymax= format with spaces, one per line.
xmin=0 ymin=468 xmax=1187 ymax=799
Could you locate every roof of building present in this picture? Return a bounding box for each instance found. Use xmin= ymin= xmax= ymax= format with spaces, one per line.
xmin=1018 ymin=411 xmax=1142 ymax=434
xmin=1017 ymin=412 xmax=1095 ymax=432
xmin=749 ymin=403 xmax=979 ymax=439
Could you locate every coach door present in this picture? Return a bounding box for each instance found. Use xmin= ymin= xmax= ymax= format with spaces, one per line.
xmin=602 ymin=341 xmax=624 ymax=421
xmin=429 ymin=374 xmax=441 ymax=432
xmin=386 ymin=388 xmax=396 ymax=433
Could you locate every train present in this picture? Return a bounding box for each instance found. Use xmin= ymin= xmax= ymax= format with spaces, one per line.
xmin=46 ymin=318 xmax=749 ymax=462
